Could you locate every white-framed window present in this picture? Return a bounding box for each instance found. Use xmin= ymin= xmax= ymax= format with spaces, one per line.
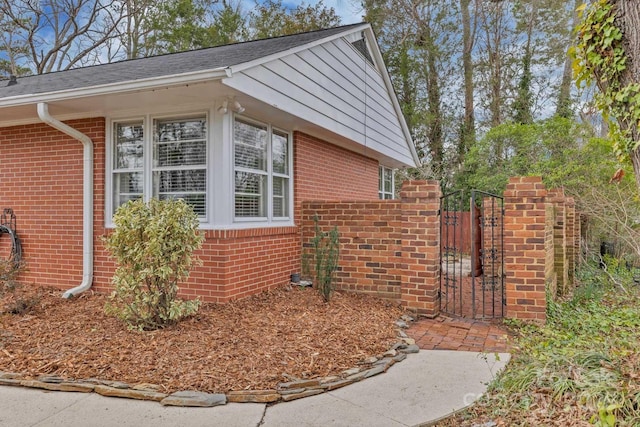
xmin=110 ymin=112 xmax=208 ymax=220
xmin=234 ymin=117 xmax=290 ymax=221
xmin=379 ymin=165 xmax=394 ymax=200
xmin=107 ymin=109 xmax=294 ymax=229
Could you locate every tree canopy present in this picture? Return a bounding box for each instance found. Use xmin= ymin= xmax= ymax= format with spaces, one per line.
xmin=0 ymin=0 xmax=342 ymax=76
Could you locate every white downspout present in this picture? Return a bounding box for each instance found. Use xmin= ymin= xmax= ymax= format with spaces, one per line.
xmin=37 ymin=102 xmax=93 ymax=298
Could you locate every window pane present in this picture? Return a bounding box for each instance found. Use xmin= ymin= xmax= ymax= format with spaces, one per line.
xmin=114 ymin=122 xmax=143 ymax=169
xmin=379 ymin=167 xmax=383 ymax=192
xmin=384 ymin=168 xmax=393 ymax=193
xmin=155 ymin=141 xmax=206 ymax=167
xmin=113 ymin=172 xmax=143 ymax=210
xmin=152 ymin=116 xmax=207 ymax=218
xmin=155 ymin=118 xmax=206 ymax=141
xmin=235 ymin=171 xmax=266 ymax=217
xmin=153 ymin=170 xmax=206 ymax=193
xmin=234 ymin=120 xmax=267 ymax=171
xmin=272 ymin=131 xmax=288 ymax=175
xmin=154 ymin=118 xmax=206 ymax=167
xmin=115 ymin=171 xmax=143 ymax=194
xmin=273 ymin=176 xmax=289 ymax=218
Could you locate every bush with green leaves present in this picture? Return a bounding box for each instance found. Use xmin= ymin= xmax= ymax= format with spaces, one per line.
xmin=104 ymin=198 xmax=204 ymax=330
xmin=302 ymin=215 xmax=340 ymax=302
xmin=459 ymin=265 xmax=640 ymax=425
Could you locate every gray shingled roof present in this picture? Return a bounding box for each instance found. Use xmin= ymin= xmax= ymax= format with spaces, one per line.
xmin=0 ymin=23 xmax=365 ymax=99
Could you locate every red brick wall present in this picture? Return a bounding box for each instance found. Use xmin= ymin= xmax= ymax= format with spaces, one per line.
xmin=294 ymin=132 xmax=378 ymax=225
xmin=0 ymin=118 xmax=105 ymax=290
xmin=1 ymin=122 xmax=381 ymax=302
xmin=545 ymin=203 xmax=558 ymax=299
xmin=566 ymin=197 xmax=576 ymax=288
xmin=301 ymin=181 xmax=442 ymax=317
xmin=503 ymin=176 xmax=548 ymax=322
xmin=400 ymin=181 xmax=441 ymax=317
xmin=301 ymin=201 xmax=403 ymax=301
xmin=547 ymin=188 xmax=568 ymax=296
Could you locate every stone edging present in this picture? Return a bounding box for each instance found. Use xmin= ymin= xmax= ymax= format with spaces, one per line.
xmin=0 ymin=315 xmax=418 ymax=407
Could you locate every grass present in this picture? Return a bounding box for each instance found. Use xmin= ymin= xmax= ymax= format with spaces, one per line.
xmin=444 ymin=261 xmax=640 ymax=426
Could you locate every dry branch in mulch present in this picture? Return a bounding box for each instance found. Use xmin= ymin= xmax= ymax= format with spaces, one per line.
xmin=0 ymin=284 xmax=404 ymax=394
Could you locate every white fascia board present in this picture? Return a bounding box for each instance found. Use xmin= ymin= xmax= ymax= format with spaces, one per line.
xmin=0 ymin=111 xmax=102 ymax=128
xmin=363 ymin=27 xmax=421 ymax=168
xmin=218 ymin=24 xmax=371 ymax=76
xmin=0 ymin=69 xmax=228 ymax=108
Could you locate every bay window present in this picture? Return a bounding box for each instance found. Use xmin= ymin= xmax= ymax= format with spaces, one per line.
xmin=108 ymin=110 xmax=292 ymax=228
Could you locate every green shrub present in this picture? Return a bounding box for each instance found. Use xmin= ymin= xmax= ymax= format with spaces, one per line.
xmin=0 ymin=259 xmax=37 ymax=315
xmin=304 ymin=215 xmax=340 ymax=302
xmin=0 ymin=258 xmax=24 ymax=294
xmin=104 ymin=198 xmax=204 ymax=330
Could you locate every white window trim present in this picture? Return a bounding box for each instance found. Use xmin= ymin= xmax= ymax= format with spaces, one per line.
xmin=232 ymin=114 xmax=293 ymax=224
xmin=105 ymin=106 xmax=295 ymax=230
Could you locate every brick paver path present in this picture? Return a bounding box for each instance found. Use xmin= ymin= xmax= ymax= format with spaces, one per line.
xmin=406 ymin=316 xmax=511 ymax=353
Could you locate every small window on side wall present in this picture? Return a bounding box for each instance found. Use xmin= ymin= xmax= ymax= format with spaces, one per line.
xmin=379 ymin=165 xmax=394 ymax=200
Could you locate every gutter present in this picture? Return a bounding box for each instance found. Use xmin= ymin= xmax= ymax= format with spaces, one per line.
xmin=1 ymin=69 xmax=227 ymax=108
xmin=37 ymin=102 xmax=93 ymax=298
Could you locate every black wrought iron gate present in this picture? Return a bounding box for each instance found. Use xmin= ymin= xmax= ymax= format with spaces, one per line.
xmin=439 ymin=190 xmax=505 ymax=319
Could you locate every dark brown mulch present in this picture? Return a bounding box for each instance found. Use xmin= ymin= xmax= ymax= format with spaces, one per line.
xmin=0 ymin=284 xmax=403 ymax=394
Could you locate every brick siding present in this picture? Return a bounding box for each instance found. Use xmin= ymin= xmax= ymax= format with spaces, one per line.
xmin=0 ymin=119 xmax=104 ymax=289
xmin=504 ymin=178 xmax=579 ymax=322
xmin=503 ymin=177 xmax=548 ymax=321
xmin=1 ymin=122 xmax=380 ymax=302
xmin=301 ymin=181 xmax=441 ymax=317
xmin=301 ymin=200 xmax=403 ymax=301
xmin=0 ymin=117 xmax=581 ymax=318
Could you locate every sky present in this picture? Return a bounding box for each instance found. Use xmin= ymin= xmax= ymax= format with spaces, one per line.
xmin=280 ymin=1 xmax=364 ymax=25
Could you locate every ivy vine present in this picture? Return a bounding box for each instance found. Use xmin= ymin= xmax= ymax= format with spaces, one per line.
xmin=573 ymin=0 xmax=640 ymax=159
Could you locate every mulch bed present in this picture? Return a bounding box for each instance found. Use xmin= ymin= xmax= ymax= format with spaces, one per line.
xmin=0 ymin=284 xmax=404 ymax=394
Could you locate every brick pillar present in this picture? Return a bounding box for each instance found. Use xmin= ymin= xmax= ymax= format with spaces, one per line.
xmin=545 ymin=204 xmax=558 ymax=299
xmin=400 ymin=180 xmax=441 ymax=317
xmin=577 ymin=213 xmax=585 ymax=266
xmin=547 ymin=189 xmax=568 ymax=296
xmin=482 ymin=196 xmax=503 ymax=277
xmin=504 ymin=176 xmax=548 ymax=322
xmin=566 ymin=197 xmax=576 ymax=289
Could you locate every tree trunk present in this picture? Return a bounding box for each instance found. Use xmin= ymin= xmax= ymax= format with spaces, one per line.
xmin=421 ymin=22 xmax=444 ymax=167
xmin=632 ymin=150 xmax=640 ymax=191
xmin=556 ymin=53 xmax=573 ymax=117
xmin=556 ymin=0 xmax=581 ymax=117
xmin=614 ymin=1 xmax=640 ymax=188
xmin=459 ymin=0 xmax=475 ymax=161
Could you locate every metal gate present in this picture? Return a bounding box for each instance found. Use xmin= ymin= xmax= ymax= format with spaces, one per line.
xmin=439 ymin=190 xmax=505 ymax=319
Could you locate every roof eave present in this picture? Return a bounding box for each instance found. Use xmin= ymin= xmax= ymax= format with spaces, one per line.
xmin=0 ymin=69 xmax=228 ymax=108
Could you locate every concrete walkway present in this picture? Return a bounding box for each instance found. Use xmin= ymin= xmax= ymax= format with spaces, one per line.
xmin=0 ymin=350 xmax=509 ymax=427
